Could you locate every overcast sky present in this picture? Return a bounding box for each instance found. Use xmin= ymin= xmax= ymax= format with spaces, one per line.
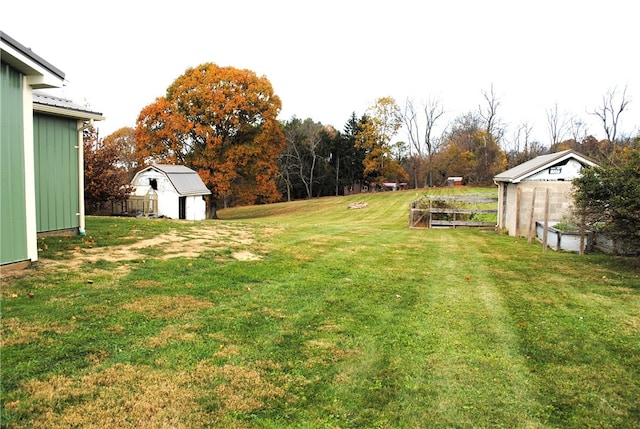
xmin=2 ymin=0 xmax=638 ymax=147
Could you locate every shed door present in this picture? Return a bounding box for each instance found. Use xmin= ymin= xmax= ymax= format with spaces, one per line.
xmin=178 ymin=196 xmax=186 ymax=220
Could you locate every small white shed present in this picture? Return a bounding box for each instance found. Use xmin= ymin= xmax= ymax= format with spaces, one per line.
xmin=130 ymin=165 xmax=211 ymax=220
xmin=493 ymin=150 xmax=598 ymax=237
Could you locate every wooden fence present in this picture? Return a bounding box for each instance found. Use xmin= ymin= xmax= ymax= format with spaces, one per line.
xmin=111 ymin=196 xmax=154 ymax=216
xmin=409 ymin=194 xmax=498 ymax=229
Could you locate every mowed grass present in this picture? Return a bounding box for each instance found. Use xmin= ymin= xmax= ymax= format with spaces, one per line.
xmin=1 ymin=188 xmax=639 ymax=428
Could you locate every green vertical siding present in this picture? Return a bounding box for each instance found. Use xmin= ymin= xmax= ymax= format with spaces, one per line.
xmin=1 ymin=63 xmax=29 ymax=265
xmin=33 ymin=114 xmax=79 ymax=233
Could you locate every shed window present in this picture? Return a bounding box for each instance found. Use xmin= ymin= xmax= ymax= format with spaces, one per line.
xmin=150 ymin=178 xmax=158 ymax=190
xmin=549 ymin=167 xmax=562 ymax=174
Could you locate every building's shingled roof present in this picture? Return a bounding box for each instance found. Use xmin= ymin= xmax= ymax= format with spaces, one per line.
xmin=33 ymin=91 xmax=104 ymax=118
xmin=151 ymin=165 xmax=211 ymax=196
xmin=493 ymin=150 xmax=597 ymax=183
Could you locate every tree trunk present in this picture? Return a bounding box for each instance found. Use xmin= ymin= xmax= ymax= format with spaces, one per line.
xmin=206 ymin=196 xmax=217 ymax=219
xmin=335 ymin=154 xmax=340 ymax=196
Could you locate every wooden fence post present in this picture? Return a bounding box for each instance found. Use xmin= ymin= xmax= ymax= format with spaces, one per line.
xmin=579 ymin=211 xmax=586 ymax=255
xmin=542 ymin=188 xmax=550 ymax=252
xmin=515 ymin=187 xmax=521 ymax=236
xmin=527 ymin=188 xmax=537 ymax=245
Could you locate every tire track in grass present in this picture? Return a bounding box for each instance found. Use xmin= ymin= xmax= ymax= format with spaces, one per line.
xmin=422 ymin=230 xmax=546 ymax=428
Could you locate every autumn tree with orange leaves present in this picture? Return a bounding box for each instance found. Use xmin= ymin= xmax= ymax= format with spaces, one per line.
xmin=432 ymin=112 xmax=506 ymax=186
xmin=356 ymin=97 xmax=408 ymax=186
xmin=102 ymin=126 xmax=138 ymax=180
xmin=135 ymin=63 xmax=285 ymax=218
xmin=83 ymin=127 xmax=134 ymax=215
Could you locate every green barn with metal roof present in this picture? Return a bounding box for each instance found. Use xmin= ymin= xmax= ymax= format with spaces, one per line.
xmin=1 ymin=31 xmax=104 ymax=270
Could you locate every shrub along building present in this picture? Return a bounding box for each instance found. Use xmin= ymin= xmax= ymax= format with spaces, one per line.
xmin=123 ymin=165 xmax=211 ymax=220
xmin=1 ymin=32 xmax=104 ymax=269
xmin=493 ymin=149 xmax=598 ymax=238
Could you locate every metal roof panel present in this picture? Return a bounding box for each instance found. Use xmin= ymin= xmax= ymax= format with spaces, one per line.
xmin=493 ymin=150 xmax=597 ymax=183
xmin=149 ymin=165 xmax=211 ymax=196
xmin=1 ymin=31 xmax=65 ymax=81
xmin=33 ymin=91 xmax=104 ymax=119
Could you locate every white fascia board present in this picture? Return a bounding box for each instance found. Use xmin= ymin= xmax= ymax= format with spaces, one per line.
xmin=33 ymin=103 xmax=105 ymax=121
xmin=1 ymin=41 xmax=65 ymax=89
xmin=26 ymin=74 xmax=67 ymax=89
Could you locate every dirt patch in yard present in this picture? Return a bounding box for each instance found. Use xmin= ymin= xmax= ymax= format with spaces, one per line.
xmin=40 ymin=223 xmax=266 ymax=273
xmin=231 ymin=250 xmax=262 ymax=261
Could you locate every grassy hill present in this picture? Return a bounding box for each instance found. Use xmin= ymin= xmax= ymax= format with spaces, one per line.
xmin=2 ymin=188 xmax=639 ymax=428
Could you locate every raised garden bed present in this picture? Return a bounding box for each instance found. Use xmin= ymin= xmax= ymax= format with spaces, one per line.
xmin=536 ymin=221 xmax=592 ymax=253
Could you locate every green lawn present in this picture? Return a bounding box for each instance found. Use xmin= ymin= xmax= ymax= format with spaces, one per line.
xmin=1 ymin=189 xmax=639 ymax=428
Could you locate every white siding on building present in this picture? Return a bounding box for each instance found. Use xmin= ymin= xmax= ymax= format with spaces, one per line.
xmin=185 ymin=196 xmax=207 ymax=220
xmin=131 ymin=166 xmax=210 ymax=220
xmin=524 ymin=159 xmax=585 ymax=182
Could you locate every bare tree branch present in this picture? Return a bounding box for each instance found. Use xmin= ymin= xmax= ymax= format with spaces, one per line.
xmin=546 ymin=102 xmax=569 ymax=147
xmin=590 ymin=85 xmax=631 ymax=144
xmin=479 ymin=83 xmax=504 ymax=145
xmin=568 ymin=116 xmax=588 ymax=144
xmin=423 ymin=97 xmax=446 ymax=157
xmin=400 ymin=97 xmax=446 ymax=187
xmin=402 ymin=98 xmax=422 ymax=158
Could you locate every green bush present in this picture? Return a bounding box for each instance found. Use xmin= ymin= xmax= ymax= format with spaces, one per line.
xmin=573 ymin=148 xmax=640 ymax=254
